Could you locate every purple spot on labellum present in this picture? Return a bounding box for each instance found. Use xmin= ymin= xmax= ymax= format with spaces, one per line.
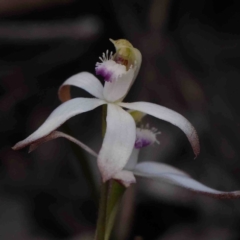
xmin=96 ymin=67 xmax=113 ymax=82
xmin=134 ymin=138 xmax=151 ymax=149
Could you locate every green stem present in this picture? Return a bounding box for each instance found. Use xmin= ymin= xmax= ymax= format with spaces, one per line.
xmin=94 ymin=181 xmax=109 ymax=240
xmin=95 ymin=180 xmax=126 ymax=240
xmin=105 ymin=180 xmax=125 ymax=240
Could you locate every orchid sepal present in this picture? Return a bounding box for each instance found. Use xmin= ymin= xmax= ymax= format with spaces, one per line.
xmin=119 ymin=101 xmax=200 ymax=157
xmin=12 ymin=98 xmax=106 ymax=151
xmin=132 ymin=161 xmax=240 ymax=199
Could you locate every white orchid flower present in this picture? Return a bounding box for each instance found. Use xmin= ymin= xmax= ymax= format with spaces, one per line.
xmin=23 ymin=126 xmax=240 ymax=198
xmin=13 ymin=39 xmax=200 ymax=183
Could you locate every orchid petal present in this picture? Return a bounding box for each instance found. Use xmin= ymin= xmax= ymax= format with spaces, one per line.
xmin=13 ymin=98 xmax=106 ymax=150
xmin=119 ymin=102 xmax=200 ymax=157
xmin=98 ymin=104 xmax=136 ymax=182
xmin=113 ymin=170 xmax=136 ymax=188
xmin=103 ymin=68 xmax=135 ymax=102
xmin=59 ymin=72 xmax=104 ymax=102
xmin=133 ymin=162 xmax=240 ymax=199
xmin=29 ymin=131 xmax=98 ymax=158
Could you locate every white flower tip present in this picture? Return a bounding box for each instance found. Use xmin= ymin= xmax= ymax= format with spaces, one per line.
xmin=12 ymin=131 xmax=57 ymax=152
xmin=12 ymin=144 xmax=18 ymax=151
xmin=12 ymin=134 xmax=48 ymax=152
xmin=12 ymin=140 xmax=27 ymax=151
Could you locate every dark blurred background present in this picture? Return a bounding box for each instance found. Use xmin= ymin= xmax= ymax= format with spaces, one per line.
xmin=2 ymin=0 xmax=240 ymax=239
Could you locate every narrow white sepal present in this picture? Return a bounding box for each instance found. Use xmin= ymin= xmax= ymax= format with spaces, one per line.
xmin=98 ymin=104 xmax=136 ymax=182
xmin=29 ymin=131 xmax=98 ymax=158
xmin=133 ymin=162 xmax=240 ymax=199
xmin=119 ymin=102 xmax=200 ymax=157
xmin=13 ymin=98 xmax=106 ymax=150
xmin=113 ymin=170 xmax=136 ymax=188
xmin=59 ymin=72 xmax=104 ymax=102
xmin=103 ymin=68 xmax=135 ymax=102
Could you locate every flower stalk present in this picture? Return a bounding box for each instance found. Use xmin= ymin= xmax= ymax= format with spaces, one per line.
xmin=95 ymin=180 xmax=126 ymax=240
xmin=94 ymin=181 xmax=109 ymax=240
